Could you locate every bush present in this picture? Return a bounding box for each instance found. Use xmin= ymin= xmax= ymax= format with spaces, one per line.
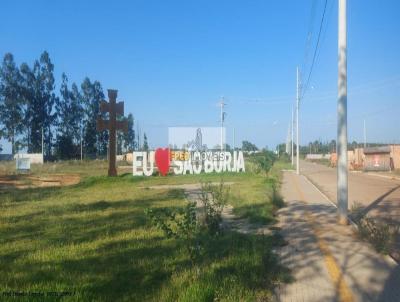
xmin=247 ymin=151 xmax=277 ymax=174
xmin=198 ymin=181 xmax=230 ymax=236
xmin=146 ymin=180 xmax=230 ymax=265
xmin=145 ymin=201 xmax=201 ymax=265
xmin=357 ymin=216 xmax=399 ymax=254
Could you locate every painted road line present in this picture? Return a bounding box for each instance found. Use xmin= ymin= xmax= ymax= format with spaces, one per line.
xmin=291 ymin=173 xmax=355 ymax=302
xmin=299 ymin=171 xmax=399 ymax=265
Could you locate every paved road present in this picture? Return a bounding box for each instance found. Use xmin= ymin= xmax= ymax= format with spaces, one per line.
xmin=300 ymin=160 xmax=400 ymax=224
xmin=277 ymin=171 xmax=400 ymax=302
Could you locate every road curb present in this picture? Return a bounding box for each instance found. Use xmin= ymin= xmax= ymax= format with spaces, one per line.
xmin=365 ymin=172 xmax=400 ymax=182
xmin=298 ymin=171 xmax=399 ymax=266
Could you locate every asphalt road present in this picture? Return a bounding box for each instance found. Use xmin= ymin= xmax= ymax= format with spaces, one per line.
xmin=300 ymin=160 xmax=400 ymax=223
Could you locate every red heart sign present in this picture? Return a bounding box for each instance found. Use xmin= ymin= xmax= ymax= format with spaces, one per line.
xmin=155 ymin=148 xmax=170 ymax=176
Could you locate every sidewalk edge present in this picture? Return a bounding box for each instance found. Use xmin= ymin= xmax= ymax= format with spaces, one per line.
xmin=299 ymin=171 xmax=399 ymax=266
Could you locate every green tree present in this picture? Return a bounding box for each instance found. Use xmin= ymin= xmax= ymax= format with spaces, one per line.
xmin=81 ymin=78 xmax=97 ymax=158
xmin=123 ymin=113 xmax=135 ymax=152
xmin=242 ymin=140 xmax=258 ymax=152
xmin=116 ymin=113 xmax=134 ymax=155
xmin=19 ymin=62 xmax=35 ymax=151
xmin=81 ymin=78 xmax=107 ymax=158
xmin=55 ymin=73 xmax=83 ymax=159
xmin=22 ymin=51 xmax=57 ymax=158
xmin=0 ymin=53 xmax=24 ymax=154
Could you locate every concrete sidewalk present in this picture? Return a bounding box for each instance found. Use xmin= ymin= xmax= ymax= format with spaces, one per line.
xmin=300 ymin=160 xmax=400 ymax=261
xmin=276 ymin=171 xmax=400 ymax=302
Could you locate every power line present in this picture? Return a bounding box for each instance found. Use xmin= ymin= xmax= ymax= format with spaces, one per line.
xmin=301 ymin=0 xmax=318 ymax=74
xmin=314 ymin=0 xmax=335 ymax=68
xmin=301 ymin=0 xmax=329 ymax=99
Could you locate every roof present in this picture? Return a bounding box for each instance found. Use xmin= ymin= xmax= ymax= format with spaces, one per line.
xmin=363 ymin=146 xmax=391 ymax=154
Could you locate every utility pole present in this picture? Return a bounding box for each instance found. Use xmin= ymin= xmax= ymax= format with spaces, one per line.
xmin=337 ymin=0 xmax=348 ymax=224
xmin=296 ymin=67 xmax=300 ymax=175
xmin=363 ymin=119 xmax=367 ymax=148
xmin=291 ymin=107 xmax=294 ymax=165
xmin=219 ymin=97 xmax=226 ymax=151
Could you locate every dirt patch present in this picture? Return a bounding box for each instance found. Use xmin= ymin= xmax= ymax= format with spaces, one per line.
xmin=0 ymin=174 xmax=81 ymax=190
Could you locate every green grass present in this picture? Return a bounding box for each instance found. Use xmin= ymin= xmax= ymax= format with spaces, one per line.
xmin=0 ymin=160 xmax=291 ymax=301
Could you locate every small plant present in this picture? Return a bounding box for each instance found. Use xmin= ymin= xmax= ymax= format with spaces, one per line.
xmin=350 ymin=201 xmax=364 ymax=221
xmin=145 ymin=180 xmax=230 ymax=264
xmin=357 ymin=216 xmax=399 ymax=254
xmin=145 ymin=201 xmax=201 ymax=265
xmin=198 ymin=181 xmax=229 ymax=236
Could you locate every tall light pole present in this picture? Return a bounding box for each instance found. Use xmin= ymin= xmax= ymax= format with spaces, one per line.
xmin=337 ymin=0 xmax=348 ymax=224
xmin=296 ymin=67 xmax=300 ymax=175
xmin=291 ymin=106 xmax=294 ymax=165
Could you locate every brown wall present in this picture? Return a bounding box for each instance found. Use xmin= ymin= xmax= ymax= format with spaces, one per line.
xmin=364 ymin=153 xmax=391 ymax=171
xmin=330 ymin=145 xmax=400 ymax=171
xmin=390 ymin=145 xmax=400 ymax=170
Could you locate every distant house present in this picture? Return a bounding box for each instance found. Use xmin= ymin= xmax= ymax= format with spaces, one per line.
xmin=363 ymin=146 xmax=391 ymax=171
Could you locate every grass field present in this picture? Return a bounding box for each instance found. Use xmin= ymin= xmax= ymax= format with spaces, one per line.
xmin=0 ymin=158 xmax=292 ymax=301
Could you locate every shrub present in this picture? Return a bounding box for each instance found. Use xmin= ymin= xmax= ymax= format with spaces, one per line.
xmin=357 ymin=216 xmax=399 ymax=254
xmin=146 ymin=180 xmax=230 ymax=264
xmin=247 ymin=151 xmax=277 ymax=174
xmin=145 ymin=201 xmax=201 ymax=265
xmin=198 ymin=181 xmax=230 ymax=236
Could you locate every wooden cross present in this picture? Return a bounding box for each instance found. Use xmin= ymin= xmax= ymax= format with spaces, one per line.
xmin=96 ymin=89 xmax=128 ymax=176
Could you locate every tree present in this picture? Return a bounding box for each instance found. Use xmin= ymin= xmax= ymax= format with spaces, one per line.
xmin=117 ymin=113 xmax=135 ymax=154
xmin=81 ymin=78 xmax=106 ymax=158
xmin=93 ymin=81 xmax=107 ymax=156
xmin=0 ymin=53 xmax=24 ymax=154
xmin=81 ymin=78 xmax=97 ymax=158
xmin=55 ymin=73 xmax=83 ymax=159
xmin=22 ymin=51 xmax=57 ymax=158
xmin=19 ymin=62 xmax=35 ymax=151
xmin=123 ymin=113 xmax=135 ymax=152
xmin=143 ymin=133 xmax=149 ymax=151
xmin=242 ymin=140 xmax=258 ymax=152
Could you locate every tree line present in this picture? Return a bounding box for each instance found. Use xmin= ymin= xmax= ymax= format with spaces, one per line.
xmin=0 ymin=51 xmax=139 ymax=160
xmin=277 ymin=139 xmax=390 ymax=156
